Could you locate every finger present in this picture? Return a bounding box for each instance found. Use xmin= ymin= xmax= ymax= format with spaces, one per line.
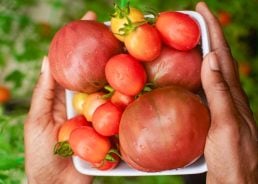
xmin=196 ymin=2 xmax=229 ymax=51
xmin=28 ymin=56 xmax=56 ymax=119
xmin=196 ymin=2 xmax=239 ymax=85
xmin=201 ymin=52 xmax=240 ymax=129
xmin=81 ymin=11 xmax=97 ymax=20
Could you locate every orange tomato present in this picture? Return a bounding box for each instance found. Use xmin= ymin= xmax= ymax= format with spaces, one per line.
xmin=0 ymin=86 xmax=11 ymax=103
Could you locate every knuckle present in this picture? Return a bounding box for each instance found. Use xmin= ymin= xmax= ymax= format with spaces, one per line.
xmin=213 ymin=80 xmax=230 ymax=92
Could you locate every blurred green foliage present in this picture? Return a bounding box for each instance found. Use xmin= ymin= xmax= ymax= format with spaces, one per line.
xmin=0 ymin=0 xmax=257 ymax=183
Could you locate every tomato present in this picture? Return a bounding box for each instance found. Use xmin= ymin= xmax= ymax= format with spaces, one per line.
xmin=0 ymin=86 xmax=11 ymax=103
xmin=93 ymin=152 xmax=120 ymax=170
xmin=111 ymin=6 xmax=145 ymax=42
xmin=69 ymin=126 xmax=111 ymax=163
xmin=156 ymin=11 xmax=200 ymax=51
xmin=92 ymin=101 xmax=123 ymax=136
xmin=105 ymin=54 xmax=147 ymax=96
xmin=58 ymin=115 xmax=90 ymax=142
xmin=72 ymin=92 xmax=88 ymax=114
xmin=111 ymin=91 xmax=134 ymax=110
xmin=218 ymin=11 xmax=231 ymax=26
xmin=82 ymin=92 xmax=107 ymax=122
xmin=124 ymin=23 xmax=161 ymax=62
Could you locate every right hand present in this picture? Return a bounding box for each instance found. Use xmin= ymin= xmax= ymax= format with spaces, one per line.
xmin=196 ymin=2 xmax=258 ymax=183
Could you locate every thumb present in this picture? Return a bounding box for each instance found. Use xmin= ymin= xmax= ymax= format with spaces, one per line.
xmin=28 ymin=56 xmax=56 ymax=118
xmin=201 ymin=52 xmax=238 ymax=127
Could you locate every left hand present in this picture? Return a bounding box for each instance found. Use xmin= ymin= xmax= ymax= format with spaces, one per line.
xmin=24 ymin=11 xmax=96 ymax=184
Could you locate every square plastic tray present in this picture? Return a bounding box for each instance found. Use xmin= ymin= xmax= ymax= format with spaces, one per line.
xmin=66 ymin=10 xmax=210 ymax=176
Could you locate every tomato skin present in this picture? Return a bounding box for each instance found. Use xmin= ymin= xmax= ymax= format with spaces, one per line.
xmin=93 ymin=153 xmax=120 ymax=170
xmin=69 ymin=126 xmax=111 ymax=163
xmin=105 ymin=54 xmax=147 ymax=96
xmin=156 ymin=11 xmax=200 ymax=51
xmin=111 ymin=7 xmax=145 ymax=42
xmin=58 ymin=115 xmax=90 ymax=142
xmin=72 ymin=92 xmax=88 ymax=114
xmin=125 ymin=23 xmax=161 ymax=62
xmin=82 ymin=92 xmax=107 ymax=122
xmin=111 ymin=91 xmax=134 ymax=110
xmin=92 ymin=101 xmax=123 ymax=136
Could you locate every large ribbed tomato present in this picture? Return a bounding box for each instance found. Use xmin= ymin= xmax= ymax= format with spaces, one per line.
xmin=119 ymin=86 xmax=210 ymax=172
xmin=48 ymin=20 xmax=122 ymax=93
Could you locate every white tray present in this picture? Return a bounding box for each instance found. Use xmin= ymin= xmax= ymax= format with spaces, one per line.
xmin=66 ymin=10 xmax=210 ymax=176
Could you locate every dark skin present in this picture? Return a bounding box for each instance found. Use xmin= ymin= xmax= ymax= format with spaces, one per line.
xmin=24 ymin=2 xmax=257 ymax=184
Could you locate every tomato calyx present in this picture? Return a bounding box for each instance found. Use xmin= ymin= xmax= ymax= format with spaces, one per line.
xmin=136 ymin=83 xmax=155 ymax=98
xmin=118 ymin=17 xmax=147 ymax=37
xmin=54 ymin=141 xmax=74 ymax=157
xmin=93 ymin=148 xmax=121 ymax=169
xmin=144 ymin=8 xmax=158 ymax=25
xmin=102 ymin=85 xmax=115 ymax=99
xmin=111 ymin=3 xmax=130 ymax=19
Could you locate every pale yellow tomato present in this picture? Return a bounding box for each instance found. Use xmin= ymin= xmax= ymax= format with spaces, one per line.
xmin=111 ymin=7 xmax=145 ymax=42
xmin=72 ymin=92 xmax=88 ymax=114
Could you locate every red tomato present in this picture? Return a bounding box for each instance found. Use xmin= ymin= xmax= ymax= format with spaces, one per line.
xmin=58 ymin=115 xmax=90 ymax=142
xmin=82 ymin=92 xmax=107 ymax=122
xmin=93 ymin=152 xmax=120 ymax=170
xmin=156 ymin=11 xmax=200 ymax=51
xmin=124 ymin=23 xmax=161 ymax=62
xmin=92 ymin=101 xmax=123 ymax=136
xmin=111 ymin=91 xmax=134 ymax=110
xmin=69 ymin=126 xmax=111 ymax=163
xmin=105 ymin=54 xmax=147 ymax=96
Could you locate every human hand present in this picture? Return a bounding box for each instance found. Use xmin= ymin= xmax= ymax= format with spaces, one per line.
xmin=24 ymin=11 xmax=96 ymax=184
xmin=196 ymin=2 xmax=258 ymax=183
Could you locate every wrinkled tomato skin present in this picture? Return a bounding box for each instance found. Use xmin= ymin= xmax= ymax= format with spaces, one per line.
xmin=125 ymin=23 xmax=162 ymax=62
xmin=92 ymin=101 xmax=123 ymax=136
xmin=156 ymin=12 xmax=200 ymax=51
xmin=58 ymin=115 xmax=90 ymax=142
xmin=69 ymin=126 xmax=111 ymax=163
xmin=105 ymin=54 xmax=147 ymax=96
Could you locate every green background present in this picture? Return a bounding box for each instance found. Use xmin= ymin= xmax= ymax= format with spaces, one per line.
xmin=0 ymin=0 xmax=257 ymax=183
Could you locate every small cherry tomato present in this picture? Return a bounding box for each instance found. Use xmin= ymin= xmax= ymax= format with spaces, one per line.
xmin=124 ymin=23 xmax=161 ymax=62
xmin=92 ymin=101 xmax=123 ymax=136
xmin=105 ymin=54 xmax=147 ymax=96
xmin=69 ymin=126 xmax=111 ymax=163
xmin=93 ymin=152 xmax=120 ymax=170
xmin=156 ymin=11 xmax=200 ymax=51
xmin=218 ymin=11 xmax=231 ymax=26
xmin=111 ymin=5 xmax=145 ymax=42
xmin=82 ymin=92 xmax=107 ymax=122
xmin=111 ymin=91 xmax=134 ymax=110
xmin=72 ymin=92 xmax=88 ymax=114
xmin=58 ymin=115 xmax=90 ymax=142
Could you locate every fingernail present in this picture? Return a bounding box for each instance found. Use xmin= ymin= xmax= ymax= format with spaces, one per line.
xmin=208 ymin=52 xmax=220 ymax=71
xmin=41 ymin=56 xmax=48 ymax=72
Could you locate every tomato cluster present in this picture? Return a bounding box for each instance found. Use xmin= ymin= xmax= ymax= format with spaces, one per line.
xmin=53 ymin=4 xmax=203 ymax=171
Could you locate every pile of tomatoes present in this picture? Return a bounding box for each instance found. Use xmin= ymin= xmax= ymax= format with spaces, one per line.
xmin=53 ymin=4 xmax=203 ymax=171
